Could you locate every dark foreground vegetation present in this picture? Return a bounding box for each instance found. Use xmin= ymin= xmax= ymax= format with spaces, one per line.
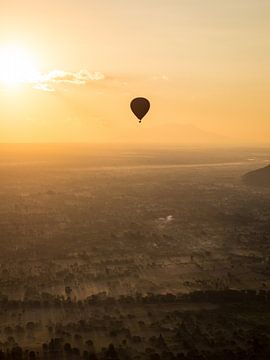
xmin=0 ymin=290 xmax=270 ymax=359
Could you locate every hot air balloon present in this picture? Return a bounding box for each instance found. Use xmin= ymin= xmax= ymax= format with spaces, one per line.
xmin=130 ymin=97 xmax=150 ymax=123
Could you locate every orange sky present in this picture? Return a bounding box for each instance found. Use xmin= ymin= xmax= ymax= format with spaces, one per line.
xmin=0 ymin=0 xmax=270 ymax=145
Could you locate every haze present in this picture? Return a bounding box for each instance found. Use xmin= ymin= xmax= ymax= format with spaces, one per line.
xmin=0 ymin=0 xmax=269 ymax=144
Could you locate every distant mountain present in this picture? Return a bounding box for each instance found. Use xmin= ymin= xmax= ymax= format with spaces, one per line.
xmin=243 ymin=165 xmax=270 ymax=188
xmin=130 ymin=123 xmax=229 ymax=144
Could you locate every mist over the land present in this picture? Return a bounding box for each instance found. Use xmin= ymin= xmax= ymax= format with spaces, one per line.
xmin=0 ymin=144 xmax=270 ymax=359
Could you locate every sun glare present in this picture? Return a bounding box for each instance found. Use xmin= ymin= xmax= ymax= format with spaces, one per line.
xmin=0 ymin=45 xmax=40 ymax=88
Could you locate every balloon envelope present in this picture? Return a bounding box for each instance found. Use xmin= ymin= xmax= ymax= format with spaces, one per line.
xmin=130 ymin=97 xmax=150 ymax=122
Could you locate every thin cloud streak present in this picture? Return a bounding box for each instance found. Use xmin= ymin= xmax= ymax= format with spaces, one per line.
xmin=18 ymin=69 xmax=106 ymax=92
xmin=0 ymin=68 xmax=106 ymax=92
xmin=41 ymin=69 xmax=105 ymax=84
xmin=34 ymin=69 xmax=105 ymax=91
xmin=33 ymin=83 xmax=56 ymax=92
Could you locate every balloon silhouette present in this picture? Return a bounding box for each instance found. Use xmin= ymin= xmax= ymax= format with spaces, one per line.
xmin=130 ymin=97 xmax=150 ymax=123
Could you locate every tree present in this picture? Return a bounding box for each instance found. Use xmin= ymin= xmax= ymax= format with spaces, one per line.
xmin=105 ymin=344 xmax=118 ymax=360
xmin=29 ymin=351 xmax=36 ymax=359
xmin=65 ymin=286 xmax=72 ymax=299
xmin=64 ymin=343 xmax=72 ymax=353
xmin=11 ymin=346 xmax=23 ymax=360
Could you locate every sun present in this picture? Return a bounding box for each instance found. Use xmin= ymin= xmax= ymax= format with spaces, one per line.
xmin=0 ymin=45 xmax=40 ymax=88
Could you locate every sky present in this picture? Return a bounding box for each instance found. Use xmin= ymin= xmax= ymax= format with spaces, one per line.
xmin=0 ymin=0 xmax=270 ymax=144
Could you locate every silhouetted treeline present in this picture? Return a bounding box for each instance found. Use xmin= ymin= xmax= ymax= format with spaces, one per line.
xmin=1 ymin=289 xmax=270 ymax=309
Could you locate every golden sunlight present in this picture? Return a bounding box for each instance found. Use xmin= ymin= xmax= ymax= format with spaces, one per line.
xmin=0 ymin=45 xmax=40 ymax=88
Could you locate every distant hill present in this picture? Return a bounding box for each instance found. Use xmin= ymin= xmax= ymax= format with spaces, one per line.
xmin=243 ymin=165 xmax=270 ymax=188
xmin=128 ymin=122 xmax=229 ymax=145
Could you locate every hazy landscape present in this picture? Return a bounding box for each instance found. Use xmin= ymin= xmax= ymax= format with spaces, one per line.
xmin=1 ymin=0 xmax=270 ymax=358
xmin=0 ymin=145 xmax=270 ymax=359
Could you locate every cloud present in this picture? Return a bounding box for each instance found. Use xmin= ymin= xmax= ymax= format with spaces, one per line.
xmin=42 ymin=70 xmax=105 ymax=84
xmin=33 ymin=83 xmax=55 ymax=92
xmin=152 ymin=75 xmax=169 ymax=81
xmin=34 ymin=69 xmax=105 ymax=91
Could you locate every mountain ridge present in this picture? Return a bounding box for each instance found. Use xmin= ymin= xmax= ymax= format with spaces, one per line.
xmin=243 ymin=164 xmax=270 ymax=188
